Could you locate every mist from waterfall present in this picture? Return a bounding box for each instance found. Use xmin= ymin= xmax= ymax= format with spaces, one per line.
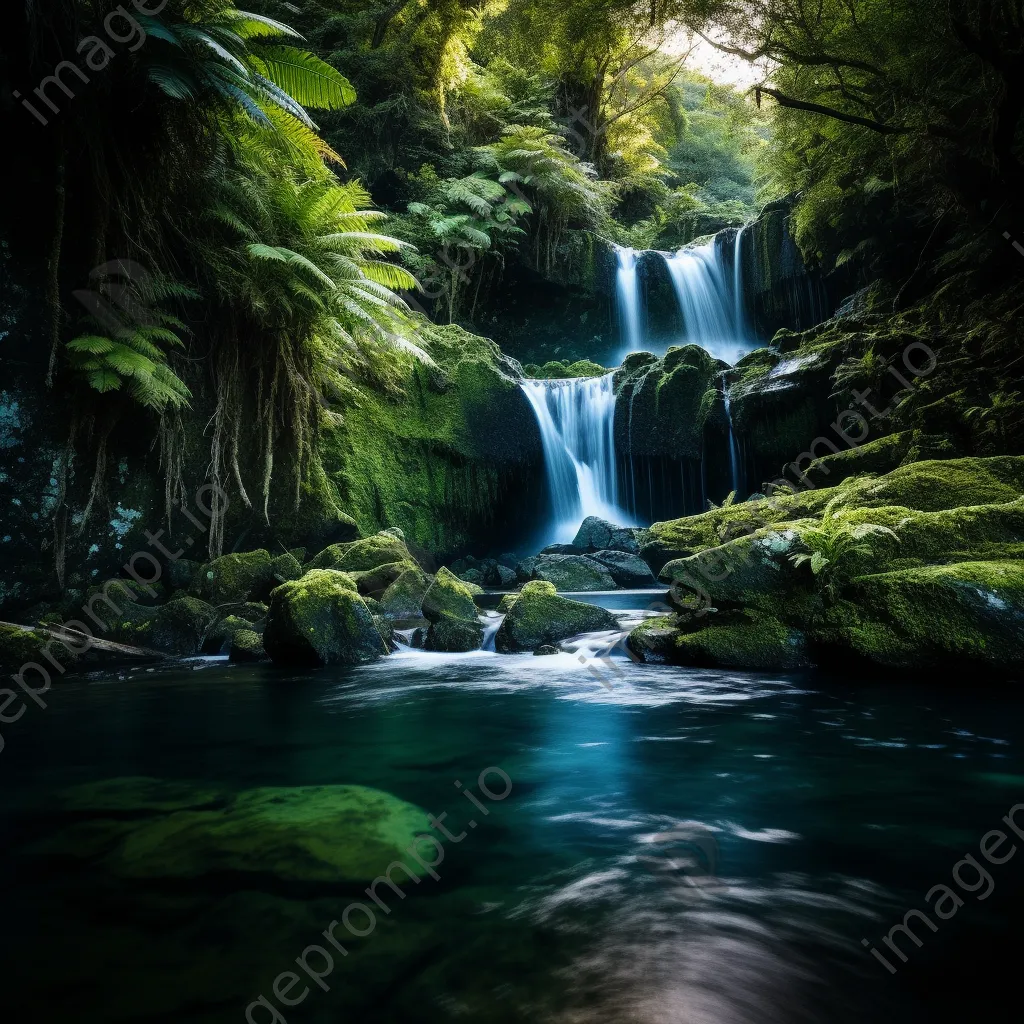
xmin=520 ymin=374 xmax=633 ymax=543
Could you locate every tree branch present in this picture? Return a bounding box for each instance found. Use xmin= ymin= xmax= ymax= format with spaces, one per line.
xmin=753 ymin=84 xmax=907 ymax=134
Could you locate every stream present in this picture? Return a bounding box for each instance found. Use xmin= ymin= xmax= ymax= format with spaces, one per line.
xmin=1 ymin=633 xmax=1022 ymax=1022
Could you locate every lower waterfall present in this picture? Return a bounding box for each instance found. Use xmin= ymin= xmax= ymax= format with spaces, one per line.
xmin=519 ymin=374 xmax=633 ymax=542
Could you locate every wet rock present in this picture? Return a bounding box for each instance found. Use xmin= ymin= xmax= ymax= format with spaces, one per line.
xmin=350 ymin=559 xmax=418 ymax=599
xmin=202 ymin=614 xmax=256 ymax=655
xmin=197 ymin=550 xmax=274 ymax=605
xmin=112 ymin=596 xmax=218 ymax=657
xmin=263 ymin=569 xmax=387 ymax=666
xmin=380 ymin=566 xmax=432 ymax=619
xmin=589 ymin=549 xmax=658 ymax=587
xmin=458 ymin=568 xmax=485 ymax=586
xmin=306 ymin=530 xmax=413 ymax=573
xmin=532 ymin=554 xmax=616 ymax=592
xmin=515 ymin=556 xmax=538 ymax=582
xmin=483 ymin=563 xmax=517 ymax=588
xmin=426 ymin=612 xmax=483 ymax=652
xmin=533 ymin=644 xmax=559 ymax=656
xmin=539 ymin=543 xmax=578 ymax=555
xmin=422 ymin=566 xmax=478 ymax=622
xmin=229 ymin=629 xmax=267 ymax=663
xmin=267 ymin=552 xmax=303 ymax=589
xmin=625 ymin=616 xmax=681 ymax=664
xmin=572 ymin=516 xmax=641 ymax=553
xmin=495 ymin=581 xmax=618 ymax=652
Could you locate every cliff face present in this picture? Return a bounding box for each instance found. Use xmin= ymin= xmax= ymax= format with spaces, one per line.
xmin=0 ymin=248 xmax=542 ymax=617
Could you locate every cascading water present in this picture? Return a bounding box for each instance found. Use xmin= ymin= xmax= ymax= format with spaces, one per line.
xmin=520 ymin=374 xmax=633 ymax=543
xmin=663 ymin=237 xmax=755 ymax=366
xmin=733 ymin=225 xmax=748 ymax=339
xmin=614 ymin=247 xmax=642 ymax=358
xmin=723 ymin=390 xmax=742 ymax=498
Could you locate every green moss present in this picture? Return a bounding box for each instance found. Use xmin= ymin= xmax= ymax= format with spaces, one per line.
xmin=269 ymin=552 xmax=303 ymax=585
xmin=625 ymin=615 xmax=680 ymax=664
xmin=306 ymin=531 xmax=412 ymax=573
xmin=110 ymin=784 xmax=434 ymax=883
xmin=0 ymin=622 xmax=45 ymax=675
xmin=672 ymin=610 xmax=813 ymax=670
xmin=426 ymin=611 xmax=484 ymax=652
xmin=379 ymin=566 xmax=432 ymax=619
xmin=59 ymin=777 xmax=225 ymax=814
xmin=495 ymin=580 xmax=618 ymax=652
xmin=198 ymin=550 xmax=273 ymax=605
xmin=527 ymin=358 xmax=606 ymax=379
xmin=832 ymin=561 xmax=1024 ymax=671
xmin=203 ymin=614 xmax=256 ymax=655
xmin=263 ymin=569 xmax=385 ymax=666
xmin=349 ymin=559 xmax=419 ymax=598
xmin=228 ymin=629 xmax=266 ymax=663
xmin=422 ymin=566 xmax=478 ymax=622
xmin=318 ymin=323 xmax=539 ymax=554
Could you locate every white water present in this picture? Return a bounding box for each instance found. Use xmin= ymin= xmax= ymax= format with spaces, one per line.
xmin=520 ymin=374 xmax=634 ymax=543
xmin=615 ymin=247 xmax=642 ymax=358
xmin=733 ymin=225 xmax=748 ymax=339
xmin=723 ymin=390 xmax=741 ymax=497
xmin=663 ymin=239 xmax=756 ymax=366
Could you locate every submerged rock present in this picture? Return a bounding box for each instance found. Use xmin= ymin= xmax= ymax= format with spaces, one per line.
xmin=263 ymin=569 xmax=387 ymax=666
xmin=495 ymin=581 xmax=618 ymax=652
xmin=109 ymin=784 xmax=434 ymax=883
xmin=531 ymin=554 xmax=616 ymax=591
xmin=572 ymin=516 xmax=641 ymax=554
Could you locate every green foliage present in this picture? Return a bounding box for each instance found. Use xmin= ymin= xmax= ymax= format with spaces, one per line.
xmin=788 ymin=496 xmax=900 ymax=599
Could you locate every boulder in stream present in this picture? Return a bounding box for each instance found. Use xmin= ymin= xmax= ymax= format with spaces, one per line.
xmin=571 ymin=516 xmax=641 ymax=554
xmin=495 ymin=581 xmax=618 ymax=652
xmin=263 ymin=569 xmax=388 ymax=666
xmin=588 ymin=549 xmax=658 ymax=587
xmin=532 ymin=554 xmax=616 ymax=591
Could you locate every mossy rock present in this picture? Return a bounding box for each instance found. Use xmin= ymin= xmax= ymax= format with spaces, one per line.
xmin=263 ymin=569 xmax=386 ymax=666
xmin=829 ymin=561 xmax=1024 ymax=672
xmin=532 ymin=554 xmax=616 ymax=592
xmin=496 ymin=592 xmax=520 ymax=613
xmin=306 ymin=531 xmax=413 ymax=574
xmin=228 ymin=629 xmax=266 ymax=663
xmin=421 ymin=566 xmax=478 ymax=622
xmin=350 ymin=559 xmax=419 ymax=599
xmin=269 ymin=552 xmax=303 ymax=586
xmin=0 ymin=622 xmax=47 ymax=675
xmin=202 ymin=614 xmax=256 ymax=655
xmin=109 ymin=784 xmax=434 ymax=883
xmin=425 ymin=612 xmax=484 ymax=653
xmin=112 ymin=597 xmax=218 ymax=657
xmin=380 ymin=566 xmax=432 ymax=619
xmin=626 ymin=615 xmax=682 ymax=664
xmin=198 ymin=550 xmax=273 ymax=605
xmin=672 ymin=610 xmax=814 ymax=670
xmin=495 ymin=581 xmax=618 ymax=652
xmin=642 ymin=457 xmax=1024 ymax=569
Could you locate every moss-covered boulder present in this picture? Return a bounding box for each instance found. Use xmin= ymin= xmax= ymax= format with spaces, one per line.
xmin=0 ymin=622 xmax=47 ymax=675
xmin=109 ymin=784 xmax=434 ymax=883
xmin=426 ymin=612 xmax=484 ymax=652
xmin=421 ymin=566 xmax=479 ymax=621
xmin=115 ymin=596 xmax=218 ymax=657
xmin=670 ymin=611 xmax=814 ymax=670
xmin=827 ymin=561 xmax=1024 ymax=671
xmin=268 ymin=552 xmax=303 ymax=587
xmin=202 ymin=614 xmax=256 ymax=655
xmin=350 ymin=559 xmax=418 ymax=599
xmin=197 ymin=550 xmax=274 ymax=605
xmin=572 ymin=516 xmax=641 ymax=553
xmin=625 ymin=616 xmax=682 ymax=664
xmin=531 ymin=554 xmax=616 ymax=591
xmin=229 ymin=629 xmax=266 ymax=663
xmin=379 ymin=566 xmax=432 ymax=620
xmin=495 ymin=581 xmax=618 ymax=652
xmin=306 ymin=530 xmax=413 ymax=574
xmin=263 ymin=569 xmax=386 ymax=666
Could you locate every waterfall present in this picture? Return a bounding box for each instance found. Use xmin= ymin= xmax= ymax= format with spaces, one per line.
xmin=520 ymin=374 xmax=633 ymax=542
xmin=615 ymin=247 xmax=642 ymax=358
xmin=663 ymin=235 xmax=756 ymax=366
xmin=733 ymin=225 xmax=748 ymax=338
xmin=723 ymin=390 xmax=742 ymax=498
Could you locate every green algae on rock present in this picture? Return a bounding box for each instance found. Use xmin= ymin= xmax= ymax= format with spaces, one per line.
xmin=495 ymin=581 xmax=617 ymax=652
xmin=197 ymin=550 xmax=274 ymax=605
xmin=109 ymin=784 xmax=434 ymax=883
xmin=229 ymin=629 xmax=267 ymax=662
xmin=306 ymin=531 xmax=414 ymax=573
xmin=379 ymin=566 xmax=432 ymax=619
xmin=421 ymin=566 xmax=479 ymax=622
xmin=263 ymin=569 xmax=387 ymax=666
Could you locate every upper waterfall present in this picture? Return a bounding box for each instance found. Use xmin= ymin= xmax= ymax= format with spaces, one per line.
xmin=615 ymin=247 xmax=642 ymax=358
xmin=519 ymin=374 xmax=633 ymax=543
